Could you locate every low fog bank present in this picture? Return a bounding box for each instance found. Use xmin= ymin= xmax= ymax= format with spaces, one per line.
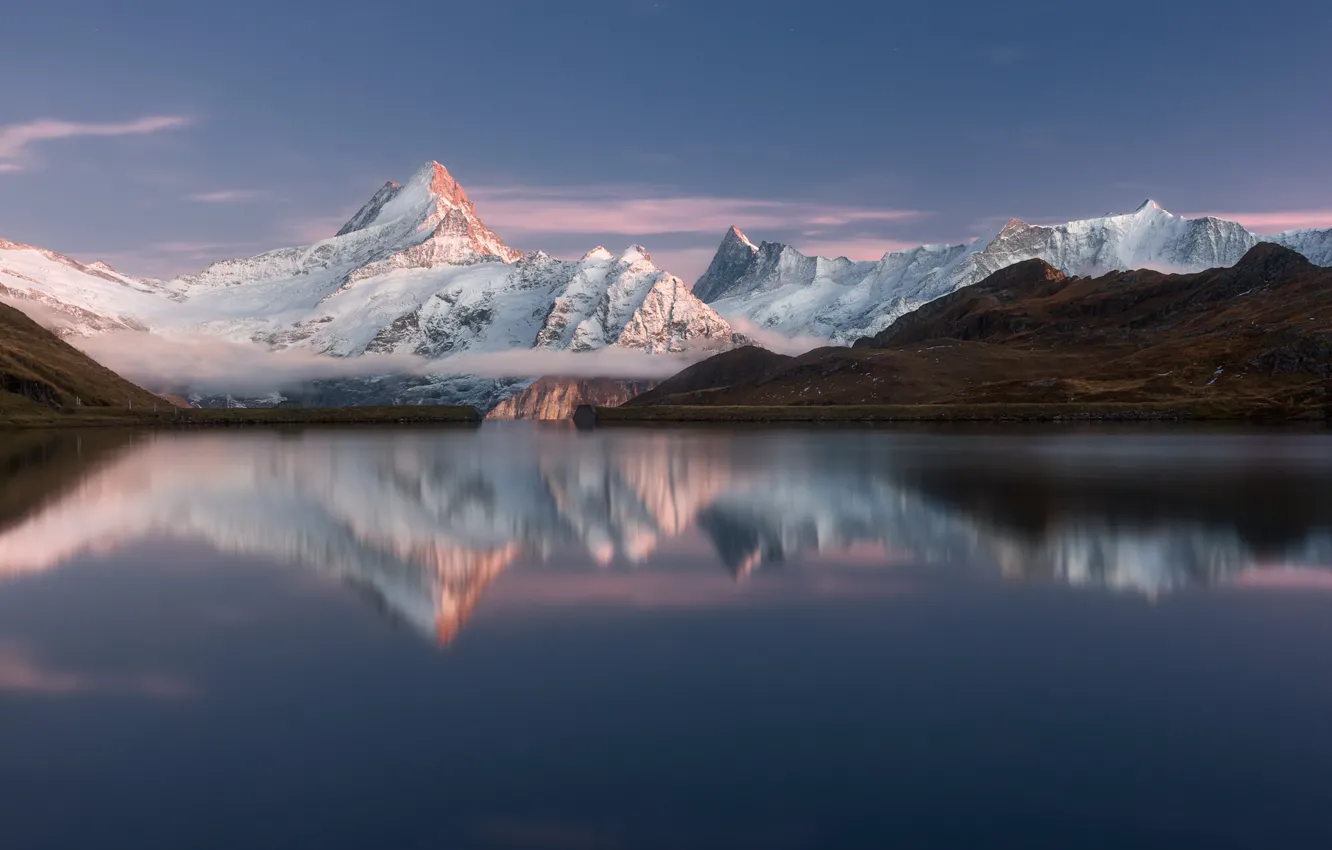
xmin=2 ymin=296 xmax=832 ymax=396
xmin=72 ymin=331 xmax=729 ymax=396
xmin=726 ymin=316 xmax=838 ymax=356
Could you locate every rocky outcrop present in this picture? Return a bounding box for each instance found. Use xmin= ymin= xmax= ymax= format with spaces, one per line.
xmin=485 ymin=377 xmax=656 ymax=420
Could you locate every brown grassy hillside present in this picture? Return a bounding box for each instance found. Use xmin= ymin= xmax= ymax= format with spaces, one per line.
xmin=0 ymin=301 xmax=166 ymax=416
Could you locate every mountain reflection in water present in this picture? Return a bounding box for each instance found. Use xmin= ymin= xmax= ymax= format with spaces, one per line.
xmin=1 ymin=425 xmax=1329 ymax=643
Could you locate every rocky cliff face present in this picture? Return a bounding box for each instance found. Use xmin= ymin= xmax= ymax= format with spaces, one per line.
xmin=485 ymin=376 xmax=656 ymax=420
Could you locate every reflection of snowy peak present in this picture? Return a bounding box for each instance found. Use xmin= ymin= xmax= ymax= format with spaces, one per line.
xmin=699 ymin=203 xmax=1332 ymax=342
xmin=4 ymin=429 xmax=1331 ymax=647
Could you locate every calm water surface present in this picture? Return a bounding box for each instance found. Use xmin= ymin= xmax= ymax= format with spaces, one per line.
xmin=2 ymin=424 xmax=1331 ymax=849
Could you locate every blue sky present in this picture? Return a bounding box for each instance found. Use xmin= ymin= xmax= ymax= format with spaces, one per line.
xmin=2 ymin=0 xmax=1330 ymax=281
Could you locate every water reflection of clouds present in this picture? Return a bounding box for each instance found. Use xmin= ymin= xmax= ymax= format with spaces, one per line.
xmin=0 ymin=640 xmax=196 ymax=699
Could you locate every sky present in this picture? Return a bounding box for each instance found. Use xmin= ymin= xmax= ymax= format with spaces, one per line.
xmin=2 ymin=0 xmax=1330 ymax=283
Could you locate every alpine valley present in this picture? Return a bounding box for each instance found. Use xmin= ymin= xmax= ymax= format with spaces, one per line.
xmin=3 ymin=159 xmax=1331 ymax=412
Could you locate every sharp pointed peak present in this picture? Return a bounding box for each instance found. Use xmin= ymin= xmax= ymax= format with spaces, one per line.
xmin=1130 ymin=198 xmax=1171 ymax=216
xmin=408 ymin=160 xmax=471 ymax=208
xmin=582 ymin=246 xmax=613 ymax=261
xmin=723 ymin=224 xmax=757 ymax=250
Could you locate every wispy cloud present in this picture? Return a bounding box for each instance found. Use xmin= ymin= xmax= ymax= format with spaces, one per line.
xmin=188 ymin=189 xmax=269 ymax=204
xmin=0 ymin=115 xmax=190 ymax=172
xmin=1187 ymin=209 xmax=1332 ymax=233
xmin=470 ymin=185 xmax=925 ymax=238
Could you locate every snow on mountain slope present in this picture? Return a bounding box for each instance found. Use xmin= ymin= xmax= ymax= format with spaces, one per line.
xmin=699 ymin=202 xmax=1332 ymax=342
xmin=1277 ymin=227 xmax=1332 ymax=266
xmin=0 ymin=161 xmax=740 ymax=409
xmin=0 ymin=237 xmax=167 ymax=334
xmin=167 ymin=161 xmax=522 ymax=303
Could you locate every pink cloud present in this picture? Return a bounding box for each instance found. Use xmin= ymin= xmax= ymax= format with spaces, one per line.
xmin=188 ymin=189 xmax=270 ymax=204
xmin=1187 ymin=210 xmax=1332 ymax=233
xmin=0 ymin=115 xmax=190 ymax=172
xmin=469 ymin=185 xmax=925 ymax=237
xmin=642 ymin=247 xmax=721 ymax=283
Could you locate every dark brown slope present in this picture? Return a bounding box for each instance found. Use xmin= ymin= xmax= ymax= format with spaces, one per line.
xmin=625 ymin=346 xmax=794 ymax=406
xmin=0 ymin=301 xmax=166 ymax=416
xmin=629 ymin=244 xmax=1332 ymax=415
xmin=0 ymin=431 xmax=142 ymax=534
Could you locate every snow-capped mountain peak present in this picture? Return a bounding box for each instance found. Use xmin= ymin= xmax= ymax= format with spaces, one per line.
xmin=582 ymin=246 xmax=614 ymax=261
xmin=336 ymin=180 xmax=403 ymax=237
xmin=692 ymin=224 xmax=763 ymax=302
xmin=619 ymin=245 xmax=653 ymax=265
xmin=726 ymin=225 xmax=756 ymax=249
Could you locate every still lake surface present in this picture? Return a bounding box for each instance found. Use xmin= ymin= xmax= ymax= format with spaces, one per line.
xmin=2 ymin=424 xmax=1331 ymax=849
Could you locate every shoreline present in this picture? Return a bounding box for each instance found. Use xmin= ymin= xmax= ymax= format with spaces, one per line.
xmin=582 ymin=402 xmax=1331 ymax=425
xmin=0 ymin=405 xmax=483 ymax=430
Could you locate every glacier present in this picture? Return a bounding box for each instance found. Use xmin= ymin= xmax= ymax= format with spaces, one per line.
xmin=696 ymin=200 xmax=1332 ymax=343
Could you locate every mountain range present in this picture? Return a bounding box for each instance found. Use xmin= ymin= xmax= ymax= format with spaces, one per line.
xmin=631 ymin=242 xmax=1332 ymax=415
xmin=696 ymin=201 xmax=1332 ymax=343
xmin=0 ymin=162 xmax=740 ymax=408
xmin=2 ymin=161 xmax=1331 ymax=410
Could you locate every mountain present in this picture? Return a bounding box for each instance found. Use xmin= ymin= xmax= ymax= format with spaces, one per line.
xmin=0 ymin=300 xmax=167 ymax=418
xmin=626 ymin=345 xmax=793 ymax=407
xmin=0 ymin=237 xmax=165 ymax=335
xmin=638 ymin=243 xmax=1332 ymax=414
xmin=696 ymin=202 xmax=1332 ymax=342
xmin=0 ymin=162 xmax=742 ymax=410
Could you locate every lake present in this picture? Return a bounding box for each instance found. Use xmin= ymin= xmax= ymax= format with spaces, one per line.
xmin=2 ymin=424 xmax=1331 ymax=849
